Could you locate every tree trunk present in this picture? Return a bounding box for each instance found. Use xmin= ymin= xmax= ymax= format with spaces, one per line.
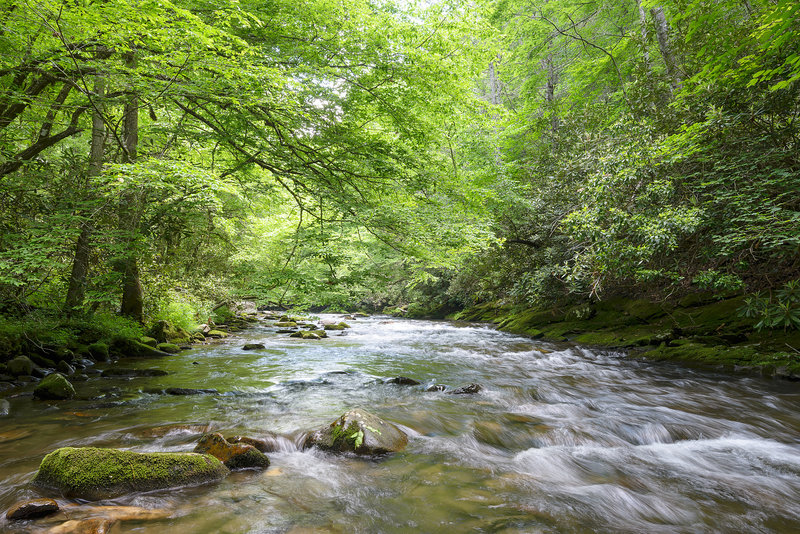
xmin=650 ymin=6 xmax=681 ymax=88
xmin=64 ymin=76 xmax=105 ymax=312
xmin=119 ymin=50 xmax=144 ymax=323
xmin=636 ymin=0 xmax=650 ymax=70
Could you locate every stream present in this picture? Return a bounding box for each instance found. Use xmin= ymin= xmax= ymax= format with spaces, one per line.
xmin=1 ymin=315 xmax=800 ymax=533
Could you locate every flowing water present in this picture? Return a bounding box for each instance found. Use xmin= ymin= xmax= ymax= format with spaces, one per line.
xmin=1 ymin=315 xmax=800 ymax=533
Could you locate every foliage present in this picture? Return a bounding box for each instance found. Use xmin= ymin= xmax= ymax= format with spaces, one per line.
xmin=739 ymin=280 xmax=800 ymax=331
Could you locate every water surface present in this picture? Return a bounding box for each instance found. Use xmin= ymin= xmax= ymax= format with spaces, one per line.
xmin=1 ymin=315 xmax=799 ymax=533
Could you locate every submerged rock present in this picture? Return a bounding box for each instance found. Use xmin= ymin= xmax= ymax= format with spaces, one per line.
xmin=33 ymin=447 xmax=229 ymax=500
xmin=5 ymin=498 xmax=59 ymax=520
xmin=303 ymin=408 xmax=408 ymax=455
xmin=34 ymin=373 xmax=75 ymax=400
xmin=164 ymin=387 xmax=218 ymax=396
xmin=447 ymin=383 xmax=483 ymax=395
xmin=194 ymin=433 xmax=270 ymax=469
xmin=386 ymin=376 xmax=421 ymax=386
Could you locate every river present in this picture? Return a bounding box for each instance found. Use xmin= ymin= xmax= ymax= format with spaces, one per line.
xmin=1 ymin=315 xmax=799 ymax=533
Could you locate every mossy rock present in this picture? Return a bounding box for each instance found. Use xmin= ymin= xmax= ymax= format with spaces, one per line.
xmin=242 ymin=343 xmax=266 ymax=350
xmin=323 ymin=323 xmax=350 ymax=331
xmin=148 ymin=320 xmax=192 ymax=344
xmin=139 ymin=336 xmax=158 ymax=347
xmin=274 ymin=322 xmax=297 ymax=328
xmin=304 ymin=408 xmax=408 ymax=455
xmin=110 ymin=338 xmax=171 ymax=358
xmin=7 ymin=356 xmax=33 ymax=376
xmin=87 ymin=342 xmax=110 ymax=361
xmin=206 ymin=330 xmax=229 ymax=339
xmin=33 ymin=447 xmax=229 ymax=500
xmin=30 ymin=354 xmax=56 ymax=369
xmin=156 ymin=343 xmax=181 ymax=354
xmin=33 ymin=373 xmax=75 ymax=400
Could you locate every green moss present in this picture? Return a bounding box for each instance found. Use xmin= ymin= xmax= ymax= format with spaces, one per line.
xmin=156 ymin=342 xmax=181 ymax=353
xmin=33 ymin=373 xmax=75 ymax=400
xmin=87 ymin=342 xmax=109 ymax=361
xmin=33 ymin=447 xmax=228 ymax=500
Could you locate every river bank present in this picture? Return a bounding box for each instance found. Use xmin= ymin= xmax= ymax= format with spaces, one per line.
xmin=452 ymin=294 xmax=800 ymax=380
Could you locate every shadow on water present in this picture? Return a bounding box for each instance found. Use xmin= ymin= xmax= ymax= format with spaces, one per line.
xmin=1 ymin=315 xmax=800 ymax=532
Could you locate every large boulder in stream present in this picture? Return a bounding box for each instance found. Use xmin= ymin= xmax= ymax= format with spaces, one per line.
xmin=33 ymin=447 xmax=229 ymax=500
xmin=33 ymin=373 xmax=75 ymax=400
xmin=303 ymin=408 xmax=408 ymax=455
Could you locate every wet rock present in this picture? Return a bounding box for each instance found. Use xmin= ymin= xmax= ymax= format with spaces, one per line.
xmin=274 ymin=321 xmax=297 ymax=328
xmin=48 ymin=517 xmax=113 ymax=534
xmin=5 ymin=497 xmax=59 ymax=520
xmin=194 ymin=433 xmax=270 ymax=469
xmin=101 ymin=368 xmax=168 ymax=377
xmin=447 ymin=383 xmax=482 ymax=395
xmin=87 ymin=343 xmax=109 ymax=362
xmin=206 ymin=330 xmax=228 ymax=339
xmin=57 ymin=360 xmax=75 ymax=375
xmin=289 ymin=331 xmax=323 ymax=340
xmin=323 ymin=322 xmax=351 ymax=331
xmin=33 ymin=447 xmax=229 ymax=500
xmin=242 ymin=343 xmax=266 ymax=350
xmin=7 ymin=355 xmax=33 ymax=376
xmin=304 ymin=408 xmax=408 ymax=455
xmin=30 ymin=354 xmax=57 ymax=368
xmin=425 ymin=384 xmax=447 ymax=392
xmin=276 ymin=329 xmax=297 ymax=334
xmin=164 ymin=387 xmax=218 ymax=396
xmin=111 ymin=339 xmax=171 ymax=358
xmin=34 ymin=373 xmax=75 ymax=400
xmin=156 ymin=342 xmax=180 ymax=354
xmin=139 ymin=336 xmax=158 ymax=347
xmin=386 ymin=376 xmax=421 ymax=386
xmin=227 ymin=433 xmax=282 ymax=453
xmin=0 ymin=398 xmax=9 ymax=415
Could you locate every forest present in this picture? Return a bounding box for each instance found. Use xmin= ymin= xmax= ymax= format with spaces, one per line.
xmin=2 ymin=1 xmax=800 ymax=532
xmin=0 ymin=0 xmax=799 ymax=361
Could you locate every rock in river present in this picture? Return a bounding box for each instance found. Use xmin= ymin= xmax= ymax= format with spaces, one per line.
xmin=33 ymin=447 xmax=229 ymax=500
xmin=242 ymin=343 xmax=266 ymax=350
xmin=303 ymin=408 xmax=408 ymax=455
xmin=386 ymin=376 xmax=421 ymax=386
xmin=194 ymin=433 xmax=270 ymax=469
xmin=34 ymin=373 xmax=75 ymax=400
xmin=447 ymin=383 xmax=483 ymax=395
xmin=5 ymin=498 xmax=59 ymax=520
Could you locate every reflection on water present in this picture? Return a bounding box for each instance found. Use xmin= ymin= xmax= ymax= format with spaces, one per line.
xmin=1 ymin=316 xmax=799 ymax=533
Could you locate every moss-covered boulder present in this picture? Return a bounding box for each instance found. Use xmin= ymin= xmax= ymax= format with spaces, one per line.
xmin=88 ymin=342 xmax=110 ymax=361
xmin=303 ymin=408 xmax=408 ymax=455
xmin=289 ymin=331 xmax=323 ymax=340
xmin=139 ymin=336 xmax=158 ymax=347
xmin=206 ymin=330 xmax=228 ymax=339
xmin=34 ymin=373 xmax=75 ymax=400
xmin=148 ymin=320 xmax=192 ymax=344
xmin=274 ymin=321 xmax=297 ymax=328
xmin=33 ymin=447 xmax=229 ymax=500
xmin=194 ymin=433 xmax=270 ymax=469
xmin=7 ymin=355 xmax=33 ymax=376
xmin=111 ymin=338 xmax=172 ymax=358
xmin=156 ymin=342 xmax=180 ymax=354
